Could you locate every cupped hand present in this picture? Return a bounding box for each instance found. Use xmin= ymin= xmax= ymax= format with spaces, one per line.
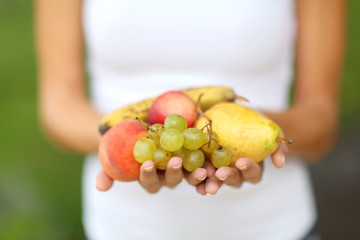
xmin=96 ymin=157 xmax=207 ymax=194
xmin=96 ymin=143 xmax=288 ymax=194
xmin=204 ymin=142 xmax=288 ymax=195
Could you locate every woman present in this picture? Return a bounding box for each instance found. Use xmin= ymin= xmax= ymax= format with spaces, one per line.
xmin=35 ymin=0 xmax=345 ymax=239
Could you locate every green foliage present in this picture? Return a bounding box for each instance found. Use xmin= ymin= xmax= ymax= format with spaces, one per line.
xmin=0 ymin=1 xmax=85 ymax=239
xmin=340 ymin=0 xmax=360 ymax=130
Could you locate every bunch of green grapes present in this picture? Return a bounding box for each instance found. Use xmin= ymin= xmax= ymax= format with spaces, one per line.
xmin=133 ymin=114 xmax=232 ymax=172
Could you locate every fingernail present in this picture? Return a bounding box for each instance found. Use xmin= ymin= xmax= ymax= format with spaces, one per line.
xmin=197 ymin=176 xmax=206 ymax=181
xmin=238 ymin=164 xmax=247 ymax=170
xmin=144 ymin=165 xmax=153 ymax=172
xmin=219 ymin=176 xmax=228 ymax=181
xmin=282 ymin=155 xmax=286 ymax=165
xmin=173 ymin=163 xmax=182 ymax=169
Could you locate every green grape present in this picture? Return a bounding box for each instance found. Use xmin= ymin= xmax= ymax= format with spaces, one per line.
xmin=182 ymin=128 xmax=207 ymax=150
xmin=153 ymin=147 xmax=172 ymax=170
xmin=171 ymin=147 xmax=189 ymax=159
xmin=146 ymin=130 xmax=160 ymax=145
xmin=183 ymin=149 xmax=205 ymax=172
xmin=211 ymin=146 xmax=232 ymax=168
xmin=133 ymin=138 xmax=157 ymax=163
xmin=164 ymin=114 xmax=187 ymax=132
xmin=201 ymin=132 xmax=220 ymax=153
xmin=160 ymin=128 xmax=184 ymax=152
xmin=147 ymin=124 xmax=164 ymax=145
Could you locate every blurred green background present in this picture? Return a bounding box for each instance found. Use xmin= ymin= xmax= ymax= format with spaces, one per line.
xmin=0 ymin=1 xmax=359 ymax=239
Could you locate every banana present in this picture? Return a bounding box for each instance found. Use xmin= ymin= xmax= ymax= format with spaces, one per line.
xmin=182 ymin=86 xmax=248 ymax=110
xmin=99 ymin=96 xmax=157 ymax=135
xmin=99 ymin=86 xmax=248 ymax=135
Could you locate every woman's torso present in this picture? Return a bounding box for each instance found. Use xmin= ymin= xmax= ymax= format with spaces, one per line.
xmin=82 ymin=0 xmax=316 ymax=239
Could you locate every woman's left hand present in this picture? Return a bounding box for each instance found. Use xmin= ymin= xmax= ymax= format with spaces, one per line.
xmin=196 ymin=142 xmax=289 ymax=195
xmin=95 ymin=157 xmax=208 ymax=193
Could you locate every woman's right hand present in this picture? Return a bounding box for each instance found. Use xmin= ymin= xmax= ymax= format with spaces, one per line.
xmin=96 ymin=157 xmax=208 ymax=194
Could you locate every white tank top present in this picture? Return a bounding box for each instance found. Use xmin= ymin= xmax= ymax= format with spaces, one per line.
xmin=82 ymin=0 xmax=316 ymax=239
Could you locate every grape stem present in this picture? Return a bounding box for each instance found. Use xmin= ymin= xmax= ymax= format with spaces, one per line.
xmin=136 ymin=117 xmax=164 ymax=134
xmin=135 ymin=117 xmax=150 ymax=129
xmin=201 ymin=123 xmax=211 ymax=132
xmin=196 ymin=94 xmax=212 ymax=124
xmin=206 ymin=137 xmax=222 ymax=151
xmin=135 ymin=117 xmax=156 ymax=133
xmin=197 ymin=94 xmax=223 ymax=150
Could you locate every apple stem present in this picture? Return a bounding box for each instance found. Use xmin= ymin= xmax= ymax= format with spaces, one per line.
xmin=276 ymin=137 xmax=293 ymax=144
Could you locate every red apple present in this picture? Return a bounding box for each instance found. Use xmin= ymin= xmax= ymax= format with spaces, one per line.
xmin=148 ymin=91 xmax=198 ymax=127
xmin=99 ymin=119 xmax=146 ymax=181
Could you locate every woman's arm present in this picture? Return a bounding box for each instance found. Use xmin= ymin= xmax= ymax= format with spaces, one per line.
xmin=265 ymin=0 xmax=346 ymax=161
xmin=211 ymin=0 xmax=346 ymax=194
xmin=35 ymin=0 xmax=205 ymax=192
xmin=35 ymin=0 xmax=101 ymax=153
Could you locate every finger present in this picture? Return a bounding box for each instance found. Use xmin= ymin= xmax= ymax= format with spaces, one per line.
xmin=271 ymin=143 xmax=289 ymax=168
xmin=215 ymin=167 xmax=243 ymax=187
xmin=139 ymin=160 xmax=160 ymax=193
xmin=196 ymin=183 xmax=206 ymax=196
xmin=184 ymin=168 xmax=207 ymax=186
xmin=96 ymin=171 xmax=114 ymax=191
xmin=205 ymin=176 xmax=222 ymax=195
xmin=165 ymin=157 xmax=184 ymax=187
xmin=203 ymin=160 xmax=216 ymax=178
xmin=235 ymin=158 xmax=263 ymax=184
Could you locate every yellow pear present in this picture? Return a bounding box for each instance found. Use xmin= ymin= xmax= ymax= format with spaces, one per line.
xmin=195 ymin=103 xmax=289 ymax=164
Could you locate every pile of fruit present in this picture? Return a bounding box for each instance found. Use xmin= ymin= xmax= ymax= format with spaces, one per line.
xmin=98 ymin=86 xmax=292 ymax=182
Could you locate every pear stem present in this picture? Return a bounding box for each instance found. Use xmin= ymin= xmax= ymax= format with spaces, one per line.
xmin=276 ymin=137 xmax=293 ymax=144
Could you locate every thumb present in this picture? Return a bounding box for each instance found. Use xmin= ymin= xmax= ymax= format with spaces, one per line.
xmin=271 ymin=143 xmax=289 ymax=168
xmin=96 ymin=170 xmax=114 ymax=191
